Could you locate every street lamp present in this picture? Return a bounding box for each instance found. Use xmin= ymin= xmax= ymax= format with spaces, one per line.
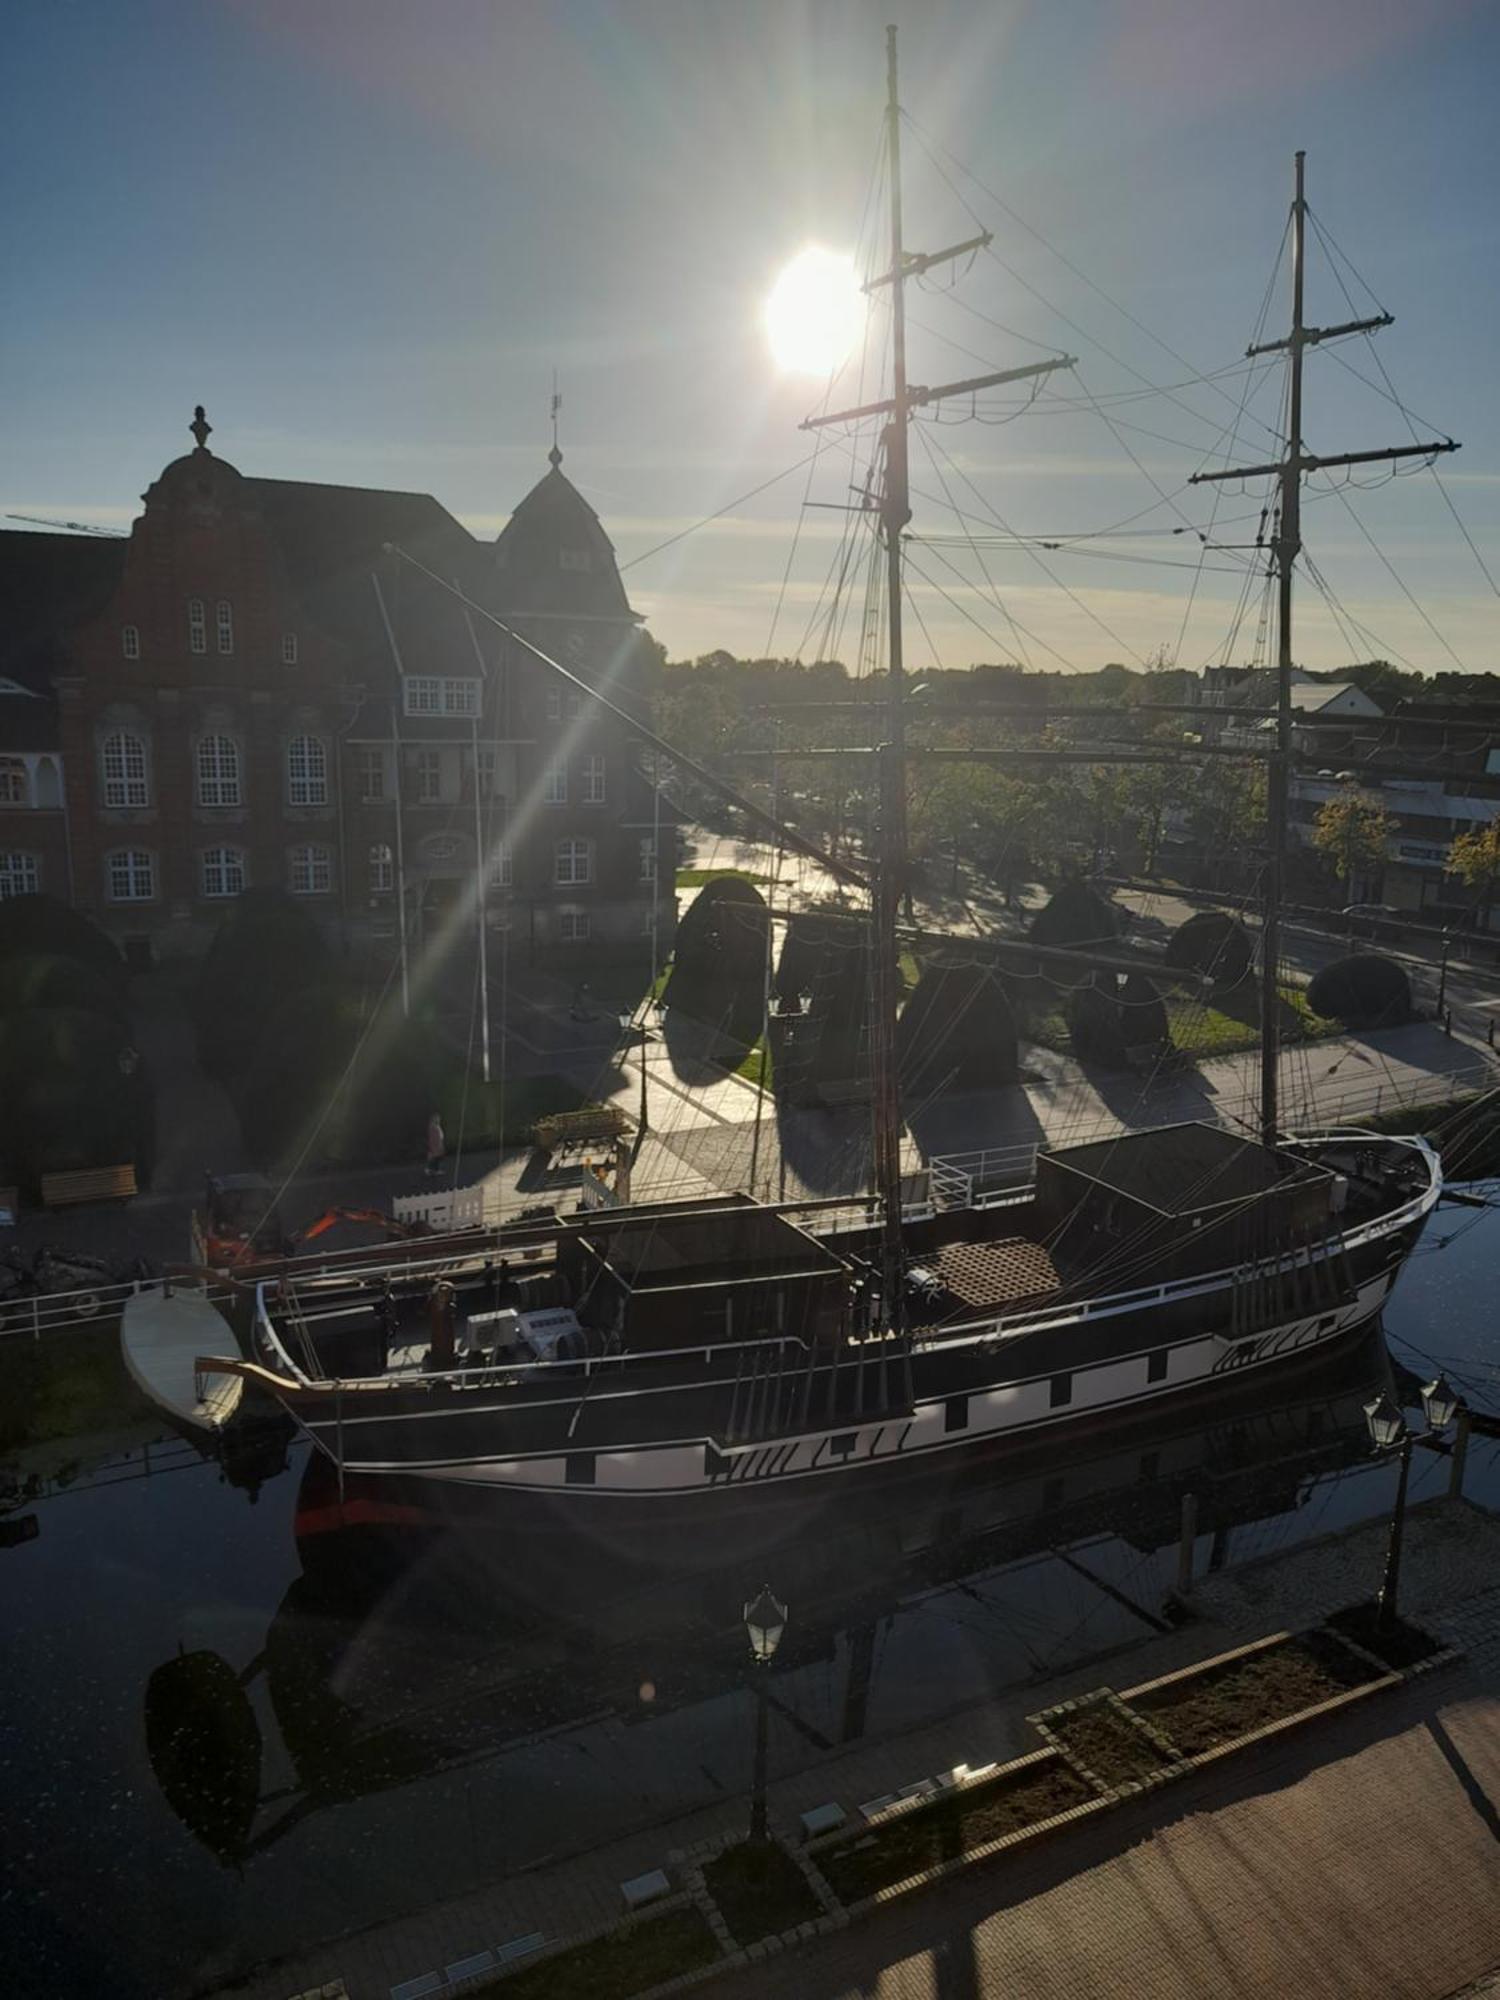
xmin=743 ymin=1583 xmax=787 ymax=1844
xmin=1363 ymin=1376 xmax=1462 ymax=1630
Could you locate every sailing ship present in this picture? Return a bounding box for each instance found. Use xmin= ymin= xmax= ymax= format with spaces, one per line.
xmin=171 ymin=33 xmax=1448 ymax=1516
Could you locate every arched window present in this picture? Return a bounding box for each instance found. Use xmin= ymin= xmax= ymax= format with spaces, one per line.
xmin=196 ymin=734 xmax=241 ymax=807
xmin=554 ymin=837 xmax=593 ymax=886
xmin=0 ymin=758 xmax=27 ymax=807
xmin=200 ymin=847 xmax=247 ymax=899
xmin=289 ymin=844 xmax=332 ymax=895
xmin=121 ymin=624 xmax=141 ymax=660
xmin=368 ymin=844 xmax=393 ymax=893
xmin=100 ymin=731 xmax=149 ymax=808
xmin=187 ymin=599 xmax=207 ymax=655
xmin=286 ymin=734 xmax=328 ymax=807
xmin=106 ymin=849 xmax=155 ymax=902
xmin=216 ymin=600 xmax=234 ymax=655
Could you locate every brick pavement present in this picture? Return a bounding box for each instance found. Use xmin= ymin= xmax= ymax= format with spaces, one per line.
xmin=211 ymin=1502 xmax=1500 ymax=2000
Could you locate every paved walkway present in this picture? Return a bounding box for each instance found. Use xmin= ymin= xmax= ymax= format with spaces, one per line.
xmin=210 ymin=1501 xmax=1500 ymax=2000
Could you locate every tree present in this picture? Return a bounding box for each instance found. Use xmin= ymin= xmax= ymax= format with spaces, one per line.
xmin=0 ymin=892 xmax=122 ymax=983
xmin=662 ymin=876 xmax=768 ymax=1051
xmin=1307 ymin=954 xmax=1411 ymax=1027
xmin=1311 ymin=787 xmax=1393 ymax=892
xmin=195 ymin=892 xmax=328 ymax=1082
xmin=897 ymin=958 xmax=1018 ymax=1095
xmin=1164 ymin=911 xmax=1254 ymax=990
xmin=1446 ymin=816 xmax=1500 ymax=927
xmin=0 ymin=1006 xmax=155 ymax=1193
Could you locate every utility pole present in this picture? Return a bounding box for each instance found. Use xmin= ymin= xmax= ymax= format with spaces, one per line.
xmin=1190 ymin=151 xmax=1457 ymax=1147
xmin=459 ymin=591 xmax=494 ymax=1085
xmin=803 ymin=25 xmax=1075 ymax=1343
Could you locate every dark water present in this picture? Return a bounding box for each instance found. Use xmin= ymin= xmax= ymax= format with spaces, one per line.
xmin=4 ymin=1202 xmax=1499 ymax=1999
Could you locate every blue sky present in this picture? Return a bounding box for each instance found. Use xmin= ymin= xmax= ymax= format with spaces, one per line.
xmin=3 ymin=0 xmax=1497 ymax=675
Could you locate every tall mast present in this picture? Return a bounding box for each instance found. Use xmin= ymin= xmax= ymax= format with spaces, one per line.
xmin=1190 ymin=151 xmax=1456 ymax=1147
xmin=805 ymin=26 xmax=1075 ymax=1324
xmin=871 ymin=22 xmax=911 ymax=1329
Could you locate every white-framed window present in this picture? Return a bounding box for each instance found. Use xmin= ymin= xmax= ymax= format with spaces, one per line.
xmin=545 ymin=687 xmax=562 ymax=723
xmin=187 ymin=598 xmax=207 ymax=655
xmin=638 ymin=835 xmax=656 ymax=884
xmin=357 ymin=746 xmax=388 ymax=803
xmin=555 ymin=837 xmax=593 ymax=886
xmin=281 ymin=633 xmax=298 ymax=665
xmin=286 ymin=734 xmax=328 ymax=807
xmin=443 ymin=678 xmax=479 ymax=716
xmin=416 ymin=749 xmax=443 ymax=803
xmin=289 ymin=844 xmax=332 ymax=894
xmin=559 ymin=907 xmax=591 ymax=943
xmin=369 ymin=843 xmax=394 ymax=893
xmin=196 ymin=734 xmax=241 ymax=807
xmin=559 ymin=548 xmax=593 ymax=572
xmin=0 ymin=758 xmax=28 ymax=807
xmin=216 ymin=600 xmax=234 ymax=655
xmin=107 ymin=848 xmax=155 ymax=902
xmin=582 ymin=754 xmax=606 ymax=805
xmin=491 ymin=842 xmax=513 ymax=889
xmin=0 ymin=852 xmax=39 ymax=898
xmin=475 ymin=747 xmax=496 ymax=799
xmin=121 ymin=624 xmax=141 ymax=661
xmin=101 ymin=730 xmax=149 ymax=808
xmin=544 ymin=759 xmax=567 ymax=806
xmin=404 ymin=676 xmax=442 ymax=716
xmin=200 ymin=846 xmax=247 ymax=899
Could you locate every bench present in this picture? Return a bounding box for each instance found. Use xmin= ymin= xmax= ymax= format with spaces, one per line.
xmin=532 ymin=1107 xmax=631 ymax=1153
xmin=40 ymin=1165 xmax=137 ymax=1208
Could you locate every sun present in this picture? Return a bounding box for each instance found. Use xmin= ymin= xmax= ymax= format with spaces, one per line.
xmin=764 ymin=247 xmax=864 ymax=376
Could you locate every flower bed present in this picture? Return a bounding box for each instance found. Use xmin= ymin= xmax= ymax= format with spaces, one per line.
xmin=475 ymin=1907 xmax=718 ymax=1999
xmin=702 ymin=1839 xmax=821 ymax=1947
xmin=1130 ymin=1630 xmax=1379 ymax=1757
xmin=1046 ymin=1697 xmax=1177 ymax=1786
xmin=817 ymin=1752 xmax=1094 ymax=1904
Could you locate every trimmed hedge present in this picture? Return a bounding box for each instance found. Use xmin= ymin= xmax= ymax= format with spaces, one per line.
xmin=898 ymin=958 xmax=1019 ymax=1094
xmin=1030 ymin=881 xmax=1120 ymax=951
xmin=1163 ymin=910 xmax=1253 ymax=989
xmin=662 ymin=875 xmax=768 ymax=1050
xmin=0 ymin=1005 xmax=155 ymax=1193
xmin=1305 ymin=953 xmax=1411 ymax=1027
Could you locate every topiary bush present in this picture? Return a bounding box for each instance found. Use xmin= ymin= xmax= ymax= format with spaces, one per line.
xmin=1066 ymin=975 xmax=1128 ymax=1069
xmin=1306 ymin=954 xmax=1412 ymax=1027
xmin=195 ymin=891 xmax=328 ymax=1083
xmin=662 ymin=876 xmax=768 ymax=1050
xmin=1163 ymin=909 xmax=1254 ymax=989
xmin=0 ymin=950 xmax=130 ymax=1022
xmin=898 ymin=959 xmax=1019 ymax=1095
xmin=0 ymin=892 xmax=122 ymax=982
xmin=1119 ymin=971 xmax=1171 ymax=1052
xmin=1030 ymin=881 xmax=1120 ymax=951
xmin=0 ymin=1005 xmax=155 ymax=1194
xmin=772 ymin=911 xmax=868 ymax=1101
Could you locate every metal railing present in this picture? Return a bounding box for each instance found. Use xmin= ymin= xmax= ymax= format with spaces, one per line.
xmin=0 ymin=1275 xmax=234 ymax=1342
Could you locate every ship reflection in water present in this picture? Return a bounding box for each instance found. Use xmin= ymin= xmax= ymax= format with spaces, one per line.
xmin=145 ymin=1327 xmax=1411 ymax=1873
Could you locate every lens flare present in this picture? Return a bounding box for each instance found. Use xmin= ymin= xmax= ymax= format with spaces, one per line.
xmin=764 ymin=247 xmax=863 ymax=376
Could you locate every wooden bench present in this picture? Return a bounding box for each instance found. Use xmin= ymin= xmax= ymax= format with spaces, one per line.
xmin=40 ymin=1165 xmax=138 ymax=1208
xmin=532 ymin=1107 xmax=631 ymax=1153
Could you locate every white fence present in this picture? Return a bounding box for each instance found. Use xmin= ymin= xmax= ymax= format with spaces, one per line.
xmin=391 ymin=1182 xmax=492 ymax=1232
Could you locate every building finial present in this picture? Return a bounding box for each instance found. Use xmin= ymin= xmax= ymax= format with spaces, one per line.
xmin=549 ymin=373 xmax=562 ymax=469
xmin=190 ymin=405 xmax=213 ymax=452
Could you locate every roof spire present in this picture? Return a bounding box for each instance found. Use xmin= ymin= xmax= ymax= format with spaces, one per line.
xmin=189 ymin=404 xmax=213 ymax=452
xmin=549 ymin=373 xmax=562 ymax=469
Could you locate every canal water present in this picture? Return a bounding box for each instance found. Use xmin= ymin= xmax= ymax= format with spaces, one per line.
xmin=4 ymin=1201 xmax=1499 ymax=1999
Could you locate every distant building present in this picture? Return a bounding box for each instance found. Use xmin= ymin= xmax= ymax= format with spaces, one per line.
xmin=0 ymin=413 xmax=677 ymax=965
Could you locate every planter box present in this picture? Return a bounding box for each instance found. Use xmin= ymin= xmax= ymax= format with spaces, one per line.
xmin=1123 ymin=1627 xmax=1392 ymax=1764
xmin=1030 ymin=1688 xmax=1185 ymax=1794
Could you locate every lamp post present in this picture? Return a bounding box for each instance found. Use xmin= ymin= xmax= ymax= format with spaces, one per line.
xmin=1363 ymin=1375 xmax=1462 ymax=1630
xmin=743 ymin=1583 xmax=787 ymax=1846
xmin=1437 ymin=930 xmax=1452 ymax=1016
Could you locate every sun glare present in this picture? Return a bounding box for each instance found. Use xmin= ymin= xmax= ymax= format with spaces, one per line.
xmin=764 ymin=247 xmax=863 ymax=376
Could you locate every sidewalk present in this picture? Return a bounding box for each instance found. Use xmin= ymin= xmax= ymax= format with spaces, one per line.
xmin=210 ymin=1499 xmax=1500 ymax=2000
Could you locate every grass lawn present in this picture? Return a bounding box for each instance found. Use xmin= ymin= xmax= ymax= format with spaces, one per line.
xmin=475 ymin=1908 xmax=719 ymax=2000
xmin=1132 ymin=1632 xmax=1377 ymax=1756
xmin=819 ymin=1755 xmax=1094 ymax=1903
xmin=1024 ymin=980 xmax=1339 ymax=1061
xmin=731 ymin=1035 xmax=772 ymax=1088
xmin=1049 ymin=1702 xmax=1174 ymax=1785
xmin=0 ymin=1323 xmax=156 ymax=1454
xmin=703 ymin=1840 xmax=821 ymax=1946
xmin=676 ymin=867 xmax=768 ymax=888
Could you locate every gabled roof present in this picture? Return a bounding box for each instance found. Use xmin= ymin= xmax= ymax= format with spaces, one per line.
xmin=0 ymin=530 xmax=126 ymax=689
xmin=493 ymin=456 xmax=635 ymax=621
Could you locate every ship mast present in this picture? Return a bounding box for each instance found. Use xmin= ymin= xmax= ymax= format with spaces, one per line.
xmin=1191 ymin=152 xmax=1457 ymax=1147
xmin=806 ymin=25 xmax=1074 ymax=1327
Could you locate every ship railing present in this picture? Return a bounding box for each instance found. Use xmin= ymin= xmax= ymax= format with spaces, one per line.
xmin=0 ymin=1274 xmax=235 ymax=1343
xmin=914 ymin=1147 xmax=1441 ymax=1359
xmin=929 ymin=1143 xmax=1041 ymax=1211
xmin=254 ymin=1282 xmax=312 ymax=1382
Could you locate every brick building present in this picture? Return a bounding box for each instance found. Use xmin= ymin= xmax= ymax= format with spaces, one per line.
xmin=0 ymin=413 xmax=677 ymax=968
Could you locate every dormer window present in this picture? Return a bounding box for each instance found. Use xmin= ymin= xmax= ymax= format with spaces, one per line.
xmin=559 ymin=549 xmax=592 ymax=573
xmin=121 ymin=625 xmax=141 ymax=661
xmin=216 ymin=600 xmax=234 ymax=655
xmin=282 ymin=633 xmax=298 ymax=665
xmin=188 ymin=599 xmax=207 ymax=655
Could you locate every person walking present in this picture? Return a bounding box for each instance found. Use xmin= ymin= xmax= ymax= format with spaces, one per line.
xmin=425 ymin=1109 xmax=446 ymax=1176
